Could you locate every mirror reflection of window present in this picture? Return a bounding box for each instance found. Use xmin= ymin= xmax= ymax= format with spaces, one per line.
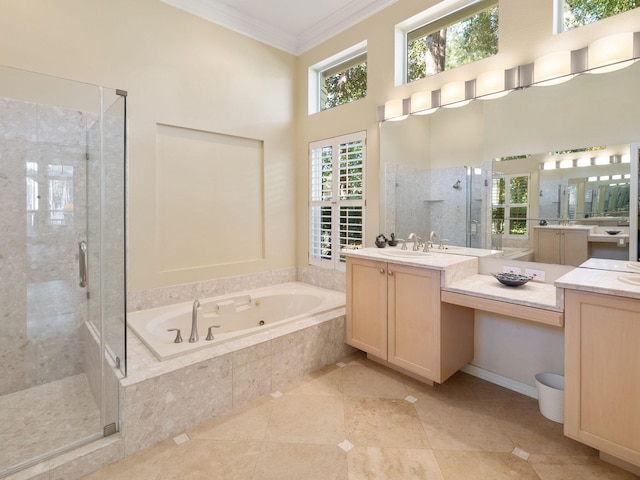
xmin=47 ymin=164 xmax=74 ymax=226
xmin=26 ymin=161 xmax=39 ymax=236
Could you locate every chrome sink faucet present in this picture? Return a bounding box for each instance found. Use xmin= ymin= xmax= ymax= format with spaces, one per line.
xmin=190 ymin=299 xmax=200 ymax=343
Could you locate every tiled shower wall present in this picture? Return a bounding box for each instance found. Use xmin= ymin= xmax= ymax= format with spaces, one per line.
xmin=0 ymin=97 xmax=90 ymax=395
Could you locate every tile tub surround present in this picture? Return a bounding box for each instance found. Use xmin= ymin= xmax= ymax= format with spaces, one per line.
xmin=120 ymin=306 xmax=354 ymax=457
xmin=127 ymin=268 xmax=298 ymax=312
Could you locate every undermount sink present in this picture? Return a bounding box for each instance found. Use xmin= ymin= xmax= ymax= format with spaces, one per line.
xmin=379 ymin=249 xmax=435 ymax=258
xmin=618 ymin=274 xmax=640 ymax=286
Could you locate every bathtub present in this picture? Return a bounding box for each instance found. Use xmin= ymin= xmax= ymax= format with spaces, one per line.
xmin=127 ymin=282 xmax=346 ymax=361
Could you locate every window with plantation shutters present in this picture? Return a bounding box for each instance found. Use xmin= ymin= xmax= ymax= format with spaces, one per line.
xmin=309 ymin=131 xmax=365 ymax=269
xmin=491 ymin=174 xmax=529 ymax=237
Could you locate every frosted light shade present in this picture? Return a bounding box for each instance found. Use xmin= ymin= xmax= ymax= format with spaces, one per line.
xmin=534 ymin=51 xmax=572 ymax=85
xmin=559 ymin=159 xmax=573 ymax=169
xmin=440 ymin=81 xmax=470 ymax=107
xmin=622 ymin=154 xmax=631 ymax=163
xmin=475 ymin=70 xmax=509 ymax=99
xmin=588 ymin=32 xmax=634 ymax=73
xmin=543 ymin=161 xmax=556 ymax=170
xmin=595 ymin=155 xmax=610 ymax=165
xmin=384 ymin=98 xmax=408 ymax=121
xmin=410 ymin=91 xmax=436 ymax=115
xmin=576 ymin=157 xmax=591 ymax=167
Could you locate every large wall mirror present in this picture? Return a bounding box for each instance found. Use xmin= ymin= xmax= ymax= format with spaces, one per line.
xmin=380 ymin=60 xmax=640 ymax=264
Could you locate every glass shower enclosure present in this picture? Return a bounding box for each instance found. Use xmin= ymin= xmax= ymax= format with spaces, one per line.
xmin=0 ymin=66 xmax=126 ymax=476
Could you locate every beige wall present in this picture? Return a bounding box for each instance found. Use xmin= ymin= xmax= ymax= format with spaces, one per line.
xmin=1 ymin=0 xmax=639 ymax=289
xmin=0 ymin=0 xmax=297 ymax=290
xmin=295 ymin=0 xmax=640 ymax=265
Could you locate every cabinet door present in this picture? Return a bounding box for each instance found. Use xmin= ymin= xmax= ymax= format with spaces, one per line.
xmin=561 ymin=230 xmax=588 ymax=266
xmin=346 ymin=257 xmax=388 ymax=359
xmin=387 ymin=263 xmax=440 ymax=379
xmin=565 ymin=290 xmax=640 ymax=466
xmin=535 ymin=229 xmax=560 ymax=264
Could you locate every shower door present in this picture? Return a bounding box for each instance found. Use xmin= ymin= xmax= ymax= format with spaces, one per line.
xmin=0 ymin=67 xmax=126 ymax=476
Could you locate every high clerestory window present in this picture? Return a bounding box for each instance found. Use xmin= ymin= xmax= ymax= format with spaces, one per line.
xmin=405 ymin=0 xmax=499 ymax=83
xmin=309 ymin=42 xmax=367 ymax=114
xmin=309 ymin=131 xmax=365 ymax=269
xmin=557 ymin=0 xmax=640 ymax=32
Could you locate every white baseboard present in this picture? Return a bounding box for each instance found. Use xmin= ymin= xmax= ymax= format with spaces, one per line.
xmin=461 ymin=364 xmax=538 ymax=399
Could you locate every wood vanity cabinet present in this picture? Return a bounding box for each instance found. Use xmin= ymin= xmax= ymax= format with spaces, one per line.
xmin=564 ymin=290 xmax=640 ymax=467
xmin=534 ymin=228 xmax=588 ymax=266
xmin=346 ymin=256 xmax=473 ymax=383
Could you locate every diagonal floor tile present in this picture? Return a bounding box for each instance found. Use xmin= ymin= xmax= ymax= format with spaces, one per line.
xmin=252 ymin=442 xmax=348 ymax=480
xmin=345 ymin=397 xmax=430 ymax=449
xmin=348 ymin=446 xmax=444 ymax=480
xmin=434 ymin=450 xmax=541 ymax=480
xmin=265 ymin=394 xmax=345 ymax=444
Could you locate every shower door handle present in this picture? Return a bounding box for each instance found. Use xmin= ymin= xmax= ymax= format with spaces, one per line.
xmin=78 ymin=241 xmax=87 ymax=288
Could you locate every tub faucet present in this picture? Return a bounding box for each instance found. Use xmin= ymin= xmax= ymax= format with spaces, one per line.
xmin=190 ymin=299 xmax=200 ymax=343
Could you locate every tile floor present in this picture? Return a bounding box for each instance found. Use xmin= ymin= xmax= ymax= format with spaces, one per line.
xmin=82 ymin=352 xmax=638 ymax=479
xmin=1 ymin=374 xmax=101 ymax=475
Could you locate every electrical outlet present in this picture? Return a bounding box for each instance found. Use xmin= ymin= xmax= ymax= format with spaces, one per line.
xmin=502 ymin=265 xmax=522 ymax=274
xmin=525 ymin=268 xmax=546 ymax=282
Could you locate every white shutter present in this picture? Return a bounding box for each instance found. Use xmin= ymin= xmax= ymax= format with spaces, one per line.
xmin=309 ymin=132 xmax=366 ymax=269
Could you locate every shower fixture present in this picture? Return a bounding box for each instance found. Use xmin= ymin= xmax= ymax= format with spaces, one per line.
xmin=453 ymin=180 xmax=462 ymax=190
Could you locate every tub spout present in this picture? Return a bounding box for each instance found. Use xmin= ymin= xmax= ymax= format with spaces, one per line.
xmin=190 ymin=299 xmax=200 ymax=343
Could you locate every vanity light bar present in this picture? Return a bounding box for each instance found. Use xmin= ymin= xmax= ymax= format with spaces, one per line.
xmin=380 ymin=31 xmax=640 ymax=121
xmin=576 ymin=157 xmax=591 ymax=167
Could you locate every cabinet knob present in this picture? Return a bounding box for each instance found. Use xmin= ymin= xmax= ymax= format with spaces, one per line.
xmin=388 ymin=270 xmax=394 ymax=276
xmin=379 ymin=268 xmax=385 ymax=274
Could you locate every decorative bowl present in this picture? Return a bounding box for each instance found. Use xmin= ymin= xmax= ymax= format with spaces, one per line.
xmin=491 ymin=272 xmax=533 ymax=287
xmin=605 ymin=230 xmax=621 ymax=235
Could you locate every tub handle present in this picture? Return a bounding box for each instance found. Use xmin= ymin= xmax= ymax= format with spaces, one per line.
xmin=206 ymin=325 xmax=221 ymax=341
xmin=168 ymin=328 xmax=183 ymax=343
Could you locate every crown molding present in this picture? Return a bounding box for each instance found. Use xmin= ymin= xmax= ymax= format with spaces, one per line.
xmin=161 ymin=0 xmax=398 ymax=55
xmin=161 ymin=0 xmax=298 ymax=54
xmin=298 ymin=0 xmax=398 ymax=54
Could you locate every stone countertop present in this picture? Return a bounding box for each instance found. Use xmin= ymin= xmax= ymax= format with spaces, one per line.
xmin=579 ymin=258 xmax=640 ymax=272
xmin=587 ymin=232 xmax=630 ymax=243
xmin=343 ymin=247 xmax=485 ymax=287
xmin=555 ymin=267 xmax=640 ymax=300
xmin=342 ymin=246 xmax=479 ymax=271
xmin=532 ymin=225 xmax=594 ymax=231
xmin=442 ymin=274 xmax=563 ymax=312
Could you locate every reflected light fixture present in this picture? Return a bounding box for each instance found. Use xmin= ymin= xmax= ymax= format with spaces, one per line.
xmin=543 ymin=161 xmax=557 ymax=170
xmin=576 ymin=157 xmax=591 ymax=167
xmin=559 ymin=159 xmax=573 ymax=169
xmin=534 ymin=51 xmax=572 ymax=86
xmin=410 ymin=90 xmax=437 ymax=115
xmin=475 ymin=70 xmax=509 ymax=99
xmin=440 ymin=81 xmax=471 ymax=107
xmin=595 ymin=155 xmax=610 ymax=165
xmin=384 ymin=98 xmax=410 ymax=121
xmin=588 ymin=32 xmax=635 ymax=73
xmin=622 ymin=153 xmax=631 ymax=163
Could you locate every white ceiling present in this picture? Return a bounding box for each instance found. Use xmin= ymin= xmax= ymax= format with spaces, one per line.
xmin=161 ymin=0 xmax=398 ymax=55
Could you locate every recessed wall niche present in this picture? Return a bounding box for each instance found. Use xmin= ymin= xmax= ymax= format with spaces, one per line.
xmin=156 ymin=124 xmax=264 ymax=272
